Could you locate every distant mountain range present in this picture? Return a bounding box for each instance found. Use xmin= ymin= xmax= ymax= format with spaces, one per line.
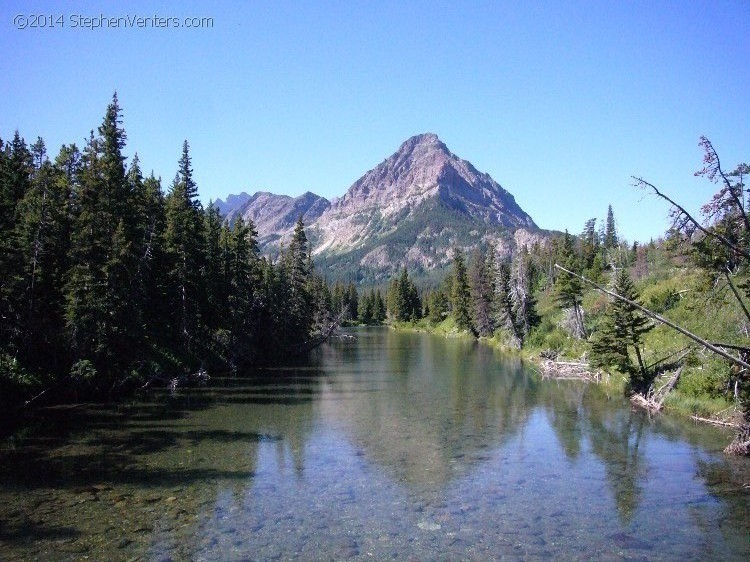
xmin=215 ymin=133 xmax=547 ymax=282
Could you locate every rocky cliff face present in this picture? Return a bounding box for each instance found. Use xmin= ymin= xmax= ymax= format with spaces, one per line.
xmin=234 ymin=191 xmax=330 ymax=246
xmin=221 ymin=133 xmax=544 ymax=281
xmin=312 ymin=133 xmax=535 ymax=255
xmin=213 ymin=192 xmax=251 ymax=218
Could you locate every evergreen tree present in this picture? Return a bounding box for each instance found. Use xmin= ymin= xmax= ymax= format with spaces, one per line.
xmin=373 ymin=289 xmax=386 ymax=324
xmin=65 ymin=128 xmax=120 ymax=374
xmin=590 ymin=269 xmax=653 ymax=393
xmin=493 ymin=260 xmax=521 ymax=346
xmin=0 ymin=131 xmax=32 ymax=233
xmin=386 ymin=268 xmax=421 ymax=322
xmin=309 ymin=272 xmax=333 ymax=333
xmin=129 ymin=165 xmax=166 ymax=339
xmin=281 ymin=216 xmax=313 ymax=343
xmin=347 ymin=282 xmax=359 ymax=322
xmin=469 ymin=247 xmax=494 ymax=337
xmin=510 ymin=247 xmax=540 ymax=340
xmin=580 ymin=218 xmax=600 ymax=270
xmin=14 ymin=141 xmax=72 ymax=370
xmin=0 ymin=133 xmax=33 ymax=356
xmin=427 ymin=289 xmax=449 ymax=325
xmin=450 ymin=249 xmax=473 ymax=333
xmin=554 ymin=230 xmax=586 ymax=338
xmin=203 ymin=201 xmax=225 ymax=328
xmin=603 ymin=205 xmax=618 ymax=249
xmin=227 ymin=217 xmax=261 ymax=364
xmin=358 ymin=289 xmax=374 ymax=325
xmin=164 ymin=141 xmax=205 ymax=351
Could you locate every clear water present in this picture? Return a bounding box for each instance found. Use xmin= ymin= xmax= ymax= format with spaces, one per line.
xmin=1 ymin=327 xmax=749 ymax=560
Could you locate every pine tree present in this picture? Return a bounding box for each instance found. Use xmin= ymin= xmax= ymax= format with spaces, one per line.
xmin=309 ymin=272 xmax=333 ymax=333
xmin=427 ymin=289 xmax=449 ymax=325
xmin=227 ymin=217 xmax=261 ymax=364
xmin=14 ymin=140 xmax=72 ymax=370
xmin=590 ymin=269 xmax=653 ymax=393
xmin=603 ymin=205 xmax=618 ymax=249
xmin=554 ymin=231 xmax=586 ymax=338
xmin=358 ymin=289 xmax=374 ymax=325
xmin=65 ymin=134 xmax=99 ymax=361
xmin=0 ymin=133 xmax=33 ymax=356
xmin=580 ymin=218 xmax=599 ymax=270
xmin=510 ymin=247 xmax=540 ymax=340
xmin=469 ymin=247 xmax=494 ymax=336
xmin=281 ymin=216 xmax=313 ymax=343
xmin=493 ymin=260 xmax=521 ymax=346
xmin=451 ymin=249 xmax=473 ymax=333
xmin=347 ymin=282 xmax=359 ymax=322
xmin=0 ymin=131 xmax=32 ymax=233
xmin=164 ymin=141 xmax=205 ymax=351
xmin=373 ymin=289 xmax=386 ymax=324
xmin=203 ymin=202 xmax=225 ymax=329
xmin=129 ymin=164 xmax=166 ymax=340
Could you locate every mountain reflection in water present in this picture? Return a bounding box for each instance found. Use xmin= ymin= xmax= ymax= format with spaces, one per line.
xmin=1 ymin=327 xmax=748 ymax=560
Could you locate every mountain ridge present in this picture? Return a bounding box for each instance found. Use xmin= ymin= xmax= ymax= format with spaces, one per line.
xmin=221 ymin=133 xmax=545 ymax=281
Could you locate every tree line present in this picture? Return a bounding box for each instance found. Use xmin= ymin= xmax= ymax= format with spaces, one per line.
xmin=0 ymin=94 xmax=344 ymax=411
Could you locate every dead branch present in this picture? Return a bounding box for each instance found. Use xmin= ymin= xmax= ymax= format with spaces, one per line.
xmin=652 ymin=366 xmax=683 ymax=407
xmin=139 ymin=368 xmax=209 ymax=392
xmin=646 ymin=346 xmax=692 ymax=371
xmin=632 ymin=177 xmax=750 ymax=262
xmin=724 ymin=270 xmax=750 ymax=326
xmin=709 ymin=341 xmax=750 ymax=352
xmin=290 ymin=309 xmax=348 ymax=355
xmin=554 ymin=264 xmax=750 ymax=370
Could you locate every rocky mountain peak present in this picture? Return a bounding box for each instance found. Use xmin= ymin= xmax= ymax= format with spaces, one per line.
xmin=217 ymin=133 xmax=543 ymax=281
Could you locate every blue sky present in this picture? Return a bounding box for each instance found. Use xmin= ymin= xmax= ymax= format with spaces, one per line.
xmin=1 ymin=0 xmax=748 ymax=242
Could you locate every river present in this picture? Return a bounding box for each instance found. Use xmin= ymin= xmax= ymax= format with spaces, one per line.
xmin=1 ymin=327 xmax=749 ymax=560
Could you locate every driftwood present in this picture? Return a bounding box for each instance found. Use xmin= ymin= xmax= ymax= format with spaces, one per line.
xmin=691 ymin=415 xmax=738 ymax=428
xmin=139 ymin=368 xmax=210 ymax=393
xmin=631 ymin=367 xmax=684 ymax=412
xmin=537 ymin=358 xmax=601 ymax=382
xmin=725 ymin=425 xmax=750 ymax=455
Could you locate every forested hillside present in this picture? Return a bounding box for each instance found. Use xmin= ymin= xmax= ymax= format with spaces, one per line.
xmin=0 ymin=95 xmax=340 ymax=413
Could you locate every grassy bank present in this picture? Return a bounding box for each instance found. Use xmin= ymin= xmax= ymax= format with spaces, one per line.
xmin=388 ymin=263 xmax=744 ymax=424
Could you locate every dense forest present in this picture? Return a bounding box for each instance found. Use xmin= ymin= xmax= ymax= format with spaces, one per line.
xmin=0 ymin=94 xmax=356 ymax=413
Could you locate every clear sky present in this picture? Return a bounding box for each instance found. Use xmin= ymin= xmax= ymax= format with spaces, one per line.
xmin=1 ymin=0 xmax=748 ymax=242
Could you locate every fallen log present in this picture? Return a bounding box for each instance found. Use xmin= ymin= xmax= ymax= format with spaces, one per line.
xmin=691 ymin=415 xmax=738 ymax=428
xmin=630 ymin=393 xmax=661 ymax=412
xmin=537 ymin=358 xmax=601 ymax=382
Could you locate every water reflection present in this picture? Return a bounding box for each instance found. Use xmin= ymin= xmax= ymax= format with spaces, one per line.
xmin=0 ymin=328 xmax=748 ymax=560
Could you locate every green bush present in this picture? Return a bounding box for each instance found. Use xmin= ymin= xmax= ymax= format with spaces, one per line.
xmin=647 ymin=288 xmax=680 ymax=313
xmin=676 ymin=364 xmax=729 ymax=399
xmin=0 ymin=353 xmax=42 ymax=411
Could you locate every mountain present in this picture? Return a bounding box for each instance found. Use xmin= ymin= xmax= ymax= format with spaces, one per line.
xmin=213 ymin=192 xmax=251 ymax=217
xmin=224 ymin=133 xmax=545 ymax=282
xmin=231 ymin=191 xmax=330 ymax=246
